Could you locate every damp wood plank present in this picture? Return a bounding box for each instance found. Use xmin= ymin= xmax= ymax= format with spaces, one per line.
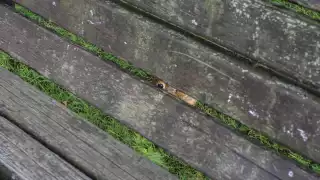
xmin=0 ymin=6 xmax=318 ymax=180
xmin=15 ymin=0 xmax=320 ymax=92
xmin=0 ymin=116 xmax=91 ymax=180
xmin=8 ymin=0 xmax=320 ymax=164
xmin=112 ymin=0 xmax=320 ymax=91
xmin=0 ymin=68 xmax=178 ymax=180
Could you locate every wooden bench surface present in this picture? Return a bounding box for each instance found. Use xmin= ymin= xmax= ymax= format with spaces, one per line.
xmin=0 ymin=5 xmax=318 ymax=180
xmin=14 ymin=0 xmax=320 ymax=93
xmin=0 ymin=116 xmax=90 ymax=180
xmin=113 ymin=0 xmax=320 ymax=92
xmin=9 ymin=0 xmax=320 ymax=164
xmin=0 ymin=65 xmax=178 ymax=180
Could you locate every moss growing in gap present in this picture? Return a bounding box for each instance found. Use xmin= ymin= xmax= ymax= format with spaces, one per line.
xmin=0 ymin=51 xmax=208 ymax=180
xmin=196 ymin=101 xmax=320 ymax=174
xmin=270 ymin=0 xmax=320 ymax=21
xmin=14 ymin=4 xmax=155 ymax=82
xmin=14 ymin=3 xmax=320 ymax=175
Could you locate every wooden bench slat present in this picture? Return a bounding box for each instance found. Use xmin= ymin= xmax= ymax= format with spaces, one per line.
xmin=19 ymin=0 xmax=320 ymax=91
xmin=108 ymin=0 xmax=320 ymax=91
xmin=8 ymin=0 xmax=320 ymax=164
xmin=114 ymin=0 xmax=320 ymax=90
xmin=0 ymin=74 xmax=178 ymax=180
xmin=0 ymin=5 xmax=317 ymax=180
xmin=0 ymin=116 xmax=91 ymax=180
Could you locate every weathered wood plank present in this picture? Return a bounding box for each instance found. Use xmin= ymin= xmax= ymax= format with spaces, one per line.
xmin=104 ymin=0 xmax=320 ymax=91
xmin=0 ymin=72 xmax=178 ymax=180
xmin=21 ymin=0 xmax=320 ymax=92
xmin=0 ymin=6 xmax=318 ymax=180
xmin=289 ymin=0 xmax=320 ymax=11
xmin=115 ymin=0 xmax=320 ymax=88
xmin=9 ymin=0 xmax=320 ymax=164
xmin=0 ymin=116 xmax=91 ymax=180
xmin=0 ymin=77 xmax=177 ymax=180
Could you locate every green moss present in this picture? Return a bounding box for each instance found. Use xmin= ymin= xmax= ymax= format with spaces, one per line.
xmin=270 ymin=0 xmax=320 ymax=21
xmin=312 ymin=164 xmax=320 ymax=174
xmin=0 ymin=51 xmax=208 ymax=180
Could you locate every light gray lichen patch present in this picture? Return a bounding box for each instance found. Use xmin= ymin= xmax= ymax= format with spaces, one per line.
xmin=227 ymin=93 xmax=233 ymax=103
xmin=203 ymin=0 xmax=224 ymax=35
xmin=308 ymin=57 xmax=320 ymax=66
xmin=297 ymin=128 xmax=308 ymax=142
xmin=191 ymin=19 xmax=198 ymax=26
xmin=283 ymin=125 xmax=294 ymax=137
xmin=252 ymin=20 xmax=260 ymax=41
xmin=132 ymin=18 xmax=157 ymax=64
xmin=178 ymin=111 xmax=201 ymax=128
xmin=156 ymin=0 xmax=183 ymax=24
xmin=248 ymin=109 xmax=259 ymax=118
xmin=152 ymin=93 xmax=164 ymax=102
xmin=230 ymin=0 xmax=251 ymax=18
xmin=116 ymin=93 xmax=157 ymax=125
xmin=61 ymin=61 xmax=75 ymax=75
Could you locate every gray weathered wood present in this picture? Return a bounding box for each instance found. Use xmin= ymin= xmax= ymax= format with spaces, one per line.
xmin=15 ymin=0 xmax=320 ymax=91
xmin=8 ymin=0 xmax=320 ymax=164
xmin=0 ymin=6 xmax=318 ymax=180
xmin=113 ymin=0 xmax=320 ymax=90
xmin=107 ymin=0 xmax=320 ymax=91
xmin=0 ymin=116 xmax=91 ymax=180
xmin=0 ymin=77 xmax=177 ymax=180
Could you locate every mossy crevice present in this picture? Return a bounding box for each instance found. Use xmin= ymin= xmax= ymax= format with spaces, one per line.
xmin=270 ymin=0 xmax=320 ymax=21
xmin=196 ymin=102 xmax=320 ymax=173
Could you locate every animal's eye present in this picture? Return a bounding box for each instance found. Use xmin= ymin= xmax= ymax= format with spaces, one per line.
xmin=157 ymin=83 xmax=164 ymax=89
xmin=156 ymin=81 xmax=166 ymax=89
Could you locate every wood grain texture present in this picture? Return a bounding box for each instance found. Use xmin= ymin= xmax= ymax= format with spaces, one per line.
xmin=0 ymin=116 xmax=90 ymax=180
xmin=101 ymin=0 xmax=320 ymax=91
xmin=0 ymin=76 xmax=177 ymax=180
xmin=0 ymin=6 xmax=318 ymax=180
xmin=8 ymin=0 xmax=320 ymax=164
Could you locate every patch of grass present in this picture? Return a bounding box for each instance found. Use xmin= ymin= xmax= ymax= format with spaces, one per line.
xmin=312 ymin=164 xmax=320 ymax=174
xmin=13 ymin=3 xmax=320 ymax=175
xmin=270 ymin=0 xmax=320 ymax=21
xmin=0 ymin=51 xmax=208 ymax=180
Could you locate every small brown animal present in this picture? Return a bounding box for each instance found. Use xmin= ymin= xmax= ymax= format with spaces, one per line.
xmin=155 ymin=80 xmax=196 ymax=106
xmin=156 ymin=80 xmax=167 ymax=90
